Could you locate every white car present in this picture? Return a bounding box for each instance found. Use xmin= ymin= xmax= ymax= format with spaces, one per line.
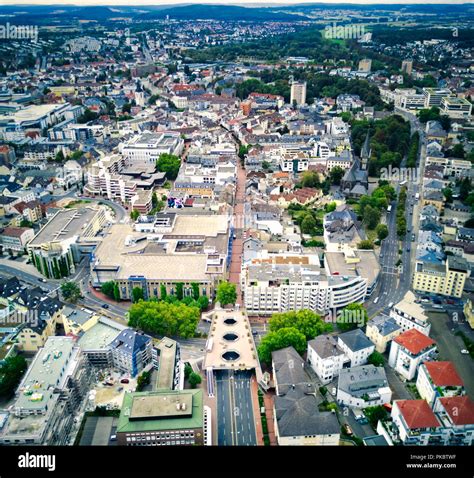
xmin=460 ymin=349 xmax=469 ymax=355
xmin=331 ymin=387 xmax=337 ymax=396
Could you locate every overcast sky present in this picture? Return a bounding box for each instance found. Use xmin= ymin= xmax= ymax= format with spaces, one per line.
xmin=0 ymin=1 xmax=469 ymax=5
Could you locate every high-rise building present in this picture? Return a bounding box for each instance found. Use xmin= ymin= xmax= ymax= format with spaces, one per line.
xmin=290 ymin=80 xmax=307 ymax=106
xmin=401 ymin=60 xmax=413 ymax=75
xmin=358 ymin=59 xmax=372 ymax=73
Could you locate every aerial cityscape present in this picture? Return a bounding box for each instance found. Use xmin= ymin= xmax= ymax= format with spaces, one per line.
xmin=0 ymin=0 xmax=473 ymax=471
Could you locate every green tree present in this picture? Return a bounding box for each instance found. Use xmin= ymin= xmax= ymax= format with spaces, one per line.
xmin=132 ymin=287 xmax=144 ymax=303
xmin=216 ymin=281 xmax=237 ymax=306
xmin=191 ymin=283 xmax=200 ymax=300
xmin=113 ymin=282 xmax=121 ymax=301
xmin=364 ymin=405 xmax=388 ymax=428
xmin=337 ymin=303 xmax=368 ymax=332
xmin=101 ymin=281 xmax=116 ymax=299
xmin=61 ymin=281 xmax=81 ymax=303
xmin=176 ymin=283 xmax=184 ymax=300
xmin=160 ymin=284 xmax=167 ymax=299
xmin=443 ymin=187 xmax=453 ymax=203
xmin=136 ymin=370 xmax=151 ymax=391
xmin=128 ymin=300 xmax=200 ymax=339
xmin=269 ymin=310 xmax=331 ymax=341
xmin=363 ymin=205 xmax=381 ymax=230
xmin=329 ymin=166 xmax=345 ymax=186
xmin=184 ymin=364 xmax=193 ymax=378
xmin=156 ymin=153 xmax=181 ymax=180
xmin=357 ymin=240 xmax=374 ymax=250
xmin=0 ymin=355 xmax=28 ymax=398
xmin=188 ymin=372 xmax=202 ymax=389
xmin=130 ymin=209 xmax=140 ymax=221
xmin=376 ymin=223 xmax=389 ymax=241
xmin=301 ymin=214 xmax=317 ymax=235
xmin=197 ymin=296 xmax=209 ymax=310
xmin=258 ymin=327 xmax=306 ymax=364
xmin=367 ymin=351 xmax=385 ymax=367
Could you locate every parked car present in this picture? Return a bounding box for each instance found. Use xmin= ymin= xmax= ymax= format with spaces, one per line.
xmin=344 ymin=424 xmax=353 ymax=435
xmin=120 ymin=378 xmax=129 ymax=384
xmin=460 ymin=349 xmax=469 ymax=355
xmin=102 ymin=304 xmax=109 ymax=309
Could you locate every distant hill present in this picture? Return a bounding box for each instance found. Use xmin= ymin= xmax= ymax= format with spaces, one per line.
xmin=0 ymin=4 xmax=307 ymax=24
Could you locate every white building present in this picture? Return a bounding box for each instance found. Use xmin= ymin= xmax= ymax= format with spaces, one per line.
xmin=416 ymin=361 xmax=464 ymax=407
xmin=120 ymin=131 xmax=184 ymax=165
xmin=388 ymin=329 xmax=437 ymax=381
xmin=441 ymin=96 xmax=472 ymax=119
xmin=0 ymin=337 xmax=90 ymax=445
xmin=389 ymin=291 xmax=431 ymax=336
xmin=307 ymin=335 xmax=347 ymax=384
xmin=336 ymin=365 xmax=392 ymax=409
xmin=242 ymin=259 xmax=367 ymax=315
xmin=337 ymin=329 xmax=375 ymax=368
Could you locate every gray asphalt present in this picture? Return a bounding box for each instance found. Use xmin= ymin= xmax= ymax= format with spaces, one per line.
xmin=215 ymin=369 xmax=257 ymax=446
xmin=366 ymin=109 xmax=426 ymax=317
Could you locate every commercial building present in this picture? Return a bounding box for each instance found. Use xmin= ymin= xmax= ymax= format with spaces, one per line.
xmin=336 ymin=365 xmax=392 ymax=409
xmin=153 ymin=337 xmax=182 ymax=391
xmin=109 ymin=329 xmax=152 ymax=378
xmin=116 ymin=389 xmax=204 ymax=446
xmin=388 ymin=329 xmax=437 ymax=381
xmin=412 ymin=258 xmax=469 ymax=299
xmin=120 ymin=132 xmax=184 ymax=165
xmin=91 ymin=213 xmax=230 ymax=300
xmin=423 ymin=88 xmax=453 ymax=108
xmin=441 ymin=96 xmax=472 ymax=119
xmin=28 ymin=207 xmax=107 ymax=279
xmin=242 ymin=255 xmax=367 ymax=315
xmin=0 ymin=337 xmax=90 ymax=445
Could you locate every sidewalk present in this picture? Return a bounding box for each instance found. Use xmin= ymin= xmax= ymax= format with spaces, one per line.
xmin=250 ymin=376 xmax=264 ymax=446
xmin=263 ymin=391 xmax=277 ymax=446
xmin=250 ymin=378 xmax=277 ymax=446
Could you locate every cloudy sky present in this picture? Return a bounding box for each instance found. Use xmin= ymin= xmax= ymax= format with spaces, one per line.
xmin=0 ymin=1 xmax=469 ymax=5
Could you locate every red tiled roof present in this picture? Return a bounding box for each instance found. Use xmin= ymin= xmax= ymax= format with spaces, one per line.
xmin=396 ymin=400 xmax=440 ymax=429
xmin=394 ymin=328 xmax=436 ymax=355
xmin=1 ymin=226 xmax=31 ymax=237
xmin=423 ymin=361 xmax=463 ymax=387
xmin=439 ymin=396 xmax=474 ymax=426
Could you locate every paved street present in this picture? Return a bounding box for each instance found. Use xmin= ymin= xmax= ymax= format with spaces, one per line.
xmin=366 ymin=110 xmax=426 ymax=317
xmin=215 ymin=370 xmax=257 ymax=446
